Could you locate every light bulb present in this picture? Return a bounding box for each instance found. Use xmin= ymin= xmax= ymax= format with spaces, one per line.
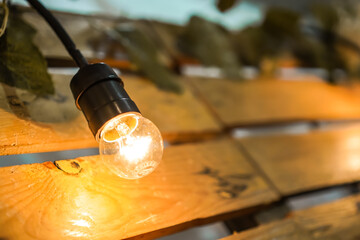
xmin=70 ymin=63 xmax=162 ymax=179
xmin=98 ymin=112 xmax=163 ymax=179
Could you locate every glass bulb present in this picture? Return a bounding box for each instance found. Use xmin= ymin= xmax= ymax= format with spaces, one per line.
xmin=98 ymin=112 xmax=163 ymax=179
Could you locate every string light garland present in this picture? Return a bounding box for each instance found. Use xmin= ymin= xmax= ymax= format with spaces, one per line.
xmin=26 ymin=0 xmax=163 ymax=179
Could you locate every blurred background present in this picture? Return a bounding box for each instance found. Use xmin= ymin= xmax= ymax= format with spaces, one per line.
xmin=11 ymin=0 xmax=360 ymax=86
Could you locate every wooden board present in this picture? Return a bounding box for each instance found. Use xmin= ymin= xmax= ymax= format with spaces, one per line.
xmin=20 ymin=8 xmax=194 ymax=70
xmin=221 ymin=193 xmax=360 ymax=240
xmin=0 ymin=139 xmax=279 ymax=240
xmin=239 ymin=124 xmax=360 ymax=195
xmin=21 ymin=10 xmax=121 ymax=61
xmin=189 ymin=77 xmax=360 ymax=127
xmin=0 ymin=74 xmax=96 ymax=155
xmin=125 ymin=75 xmax=221 ymax=143
xmin=0 ymin=73 xmax=221 ymax=155
xmin=21 ymin=9 xmax=171 ymax=70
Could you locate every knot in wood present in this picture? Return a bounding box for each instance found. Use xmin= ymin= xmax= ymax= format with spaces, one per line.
xmin=54 ymin=159 xmax=82 ymax=175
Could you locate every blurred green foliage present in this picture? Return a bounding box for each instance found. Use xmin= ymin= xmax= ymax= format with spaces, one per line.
xmin=0 ymin=13 xmax=54 ymax=96
xmin=179 ymin=16 xmax=242 ymax=80
xmin=109 ymin=2 xmax=360 ymax=86
xmin=115 ymin=23 xmax=182 ymax=93
xmin=231 ymin=5 xmax=359 ymax=83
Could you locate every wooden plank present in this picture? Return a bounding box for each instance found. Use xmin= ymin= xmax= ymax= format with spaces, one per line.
xmin=189 ymin=77 xmax=360 ymax=127
xmin=21 ymin=8 xmax=194 ymax=71
xmin=21 ymin=10 xmax=173 ymax=70
xmin=291 ymin=194 xmax=360 ymax=239
xmin=127 ymin=76 xmax=221 ymax=143
xmin=0 ymin=74 xmax=96 ymax=155
xmin=239 ymin=125 xmax=360 ymax=195
xmin=221 ymin=193 xmax=360 ymax=240
xmin=0 ymin=139 xmax=279 ymax=240
xmin=22 ymin=11 xmax=114 ymax=60
xmin=0 ymin=73 xmax=221 ymax=155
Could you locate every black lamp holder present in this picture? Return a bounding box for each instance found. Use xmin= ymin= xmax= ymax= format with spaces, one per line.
xmin=70 ymin=63 xmax=140 ymax=139
xmin=25 ymin=0 xmax=140 ymax=140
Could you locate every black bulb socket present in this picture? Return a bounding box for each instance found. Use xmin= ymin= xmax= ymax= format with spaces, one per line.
xmin=70 ymin=63 xmax=140 ymax=140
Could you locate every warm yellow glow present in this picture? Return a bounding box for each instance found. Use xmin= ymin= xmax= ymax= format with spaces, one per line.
xmin=102 ymin=115 xmax=138 ymax=142
xmin=119 ymin=136 xmax=152 ymax=164
xmin=70 ymin=219 xmax=92 ymax=228
xmin=99 ymin=112 xmax=163 ymax=179
xmin=63 ymin=230 xmax=89 ymax=238
xmin=344 ymin=135 xmax=360 ymax=149
xmin=102 ymin=114 xmax=153 ymax=164
xmin=348 ymin=154 xmax=360 ymax=171
xmin=60 ymin=186 xmax=122 ymax=238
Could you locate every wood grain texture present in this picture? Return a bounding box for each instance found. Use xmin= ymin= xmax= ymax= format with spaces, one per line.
xmin=126 ymin=75 xmax=221 ymax=143
xmin=189 ymin=77 xmax=360 ymax=127
xmin=0 ymin=73 xmax=220 ymax=155
xmin=0 ymin=74 xmax=97 ymax=155
xmin=291 ymin=193 xmax=360 ymax=239
xmin=0 ymin=139 xmax=279 ymax=240
xmin=222 ymin=193 xmax=360 ymax=240
xmin=239 ymin=125 xmax=360 ymax=195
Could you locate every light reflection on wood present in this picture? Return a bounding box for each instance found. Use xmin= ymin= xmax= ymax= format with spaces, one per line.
xmin=0 ymin=139 xmax=278 ymax=240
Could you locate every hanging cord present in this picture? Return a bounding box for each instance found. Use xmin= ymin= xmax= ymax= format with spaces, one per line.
xmin=25 ymin=0 xmax=88 ymax=68
xmin=0 ymin=0 xmax=9 ymax=38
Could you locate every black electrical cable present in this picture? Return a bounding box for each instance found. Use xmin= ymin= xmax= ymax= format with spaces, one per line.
xmin=26 ymin=0 xmax=88 ymax=68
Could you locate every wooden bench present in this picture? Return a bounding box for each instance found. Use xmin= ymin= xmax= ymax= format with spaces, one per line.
xmin=3 ymin=8 xmax=360 ymax=240
xmin=3 ymin=77 xmax=360 ymax=239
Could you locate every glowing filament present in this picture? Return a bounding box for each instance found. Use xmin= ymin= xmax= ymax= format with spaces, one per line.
xmin=119 ymin=136 xmax=152 ymax=164
xmin=99 ymin=112 xmax=163 ymax=179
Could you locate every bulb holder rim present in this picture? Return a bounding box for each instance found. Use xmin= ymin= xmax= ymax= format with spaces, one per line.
xmin=70 ymin=63 xmax=140 ymax=138
xmin=95 ymin=111 xmax=142 ymax=142
xmin=70 ymin=63 xmax=123 ymax=109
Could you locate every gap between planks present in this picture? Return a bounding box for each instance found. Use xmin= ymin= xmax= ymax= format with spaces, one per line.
xmin=0 ymin=73 xmax=221 ymax=156
xmin=221 ymin=192 xmax=360 ymax=240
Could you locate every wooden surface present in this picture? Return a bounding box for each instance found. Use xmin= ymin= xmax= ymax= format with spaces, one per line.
xmin=239 ymin=124 xmax=360 ymax=195
xmin=125 ymin=75 xmax=221 ymax=143
xmin=0 ymin=73 xmax=220 ymax=155
xmin=21 ymin=10 xmax=170 ymax=70
xmin=221 ymin=193 xmax=360 ymax=240
xmin=21 ymin=9 xmax=186 ymax=70
xmin=189 ymin=77 xmax=360 ymax=127
xmin=0 ymin=74 xmax=96 ymax=155
xmin=22 ymin=11 xmax=116 ymax=60
xmin=0 ymin=139 xmax=279 ymax=240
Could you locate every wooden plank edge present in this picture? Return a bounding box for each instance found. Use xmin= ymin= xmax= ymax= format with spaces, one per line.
xmin=0 ymin=140 xmax=98 ymax=156
xmin=125 ymin=202 xmax=275 ymax=240
xmin=0 ymin=138 xmax=280 ymax=240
